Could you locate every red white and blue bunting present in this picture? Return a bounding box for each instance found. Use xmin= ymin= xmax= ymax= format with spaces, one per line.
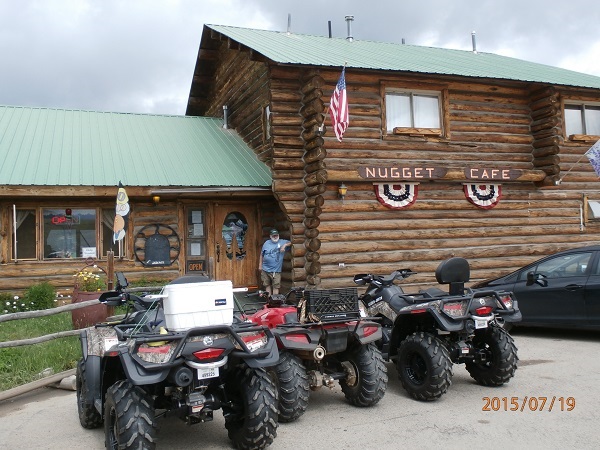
xmin=374 ymin=183 xmax=419 ymax=209
xmin=463 ymin=184 xmax=502 ymax=209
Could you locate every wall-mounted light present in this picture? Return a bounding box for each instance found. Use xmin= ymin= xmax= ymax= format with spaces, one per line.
xmin=338 ymin=183 xmax=348 ymax=200
xmin=152 ymin=195 xmax=160 ymax=205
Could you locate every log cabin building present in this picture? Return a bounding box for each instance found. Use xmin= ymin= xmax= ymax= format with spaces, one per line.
xmin=1 ymin=23 xmax=600 ymax=295
xmin=186 ymin=24 xmax=600 ymax=290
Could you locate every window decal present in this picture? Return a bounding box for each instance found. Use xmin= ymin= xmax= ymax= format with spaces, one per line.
xmin=222 ymin=212 xmax=248 ymax=260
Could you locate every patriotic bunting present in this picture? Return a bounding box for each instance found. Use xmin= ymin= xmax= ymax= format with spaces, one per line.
xmin=374 ymin=183 xmax=419 ymax=209
xmin=464 ymin=184 xmax=501 ymax=209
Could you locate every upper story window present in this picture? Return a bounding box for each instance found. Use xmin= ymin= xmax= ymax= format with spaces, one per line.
xmin=383 ymin=82 xmax=447 ymax=137
xmin=564 ymin=102 xmax=600 ymax=140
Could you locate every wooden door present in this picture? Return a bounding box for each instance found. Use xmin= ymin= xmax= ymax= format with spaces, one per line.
xmin=213 ymin=204 xmax=259 ymax=287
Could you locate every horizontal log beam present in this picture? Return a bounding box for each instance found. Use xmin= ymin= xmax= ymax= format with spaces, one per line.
xmin=326 ymin=167 xmax=546 ymax=183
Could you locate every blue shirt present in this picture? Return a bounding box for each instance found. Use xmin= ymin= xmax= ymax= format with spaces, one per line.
xmin=261 ymin=239 xmax=290 ymax=272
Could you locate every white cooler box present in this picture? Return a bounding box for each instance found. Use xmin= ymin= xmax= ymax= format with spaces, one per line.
xmin=163 ymin=280 xmax=234 ymax=331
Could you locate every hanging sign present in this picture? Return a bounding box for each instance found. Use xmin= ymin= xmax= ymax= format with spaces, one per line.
xmin=463 ymin=184 xmax=502 ymax=209
xmin=374 ymin=183 xmax=419 ymax=209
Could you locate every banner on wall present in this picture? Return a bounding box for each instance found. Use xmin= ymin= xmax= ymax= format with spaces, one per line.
xmin=113 ymin=181 xmax=130 ymax=243
xmin=374 ymin=183 xmax=419 ymax=209
xmin=463 ymin=184 xmax=502 ymax=209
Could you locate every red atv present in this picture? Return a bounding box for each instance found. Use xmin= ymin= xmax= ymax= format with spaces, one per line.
xmin=242 ymin=287 xmax=388 ymax=422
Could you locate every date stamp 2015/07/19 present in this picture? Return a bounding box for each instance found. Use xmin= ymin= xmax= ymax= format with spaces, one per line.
xmin=482 ymin=396 xmax=576 ymax=412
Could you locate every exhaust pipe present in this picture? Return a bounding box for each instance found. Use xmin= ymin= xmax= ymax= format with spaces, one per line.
xmin=313 ymin=345 xmax=326 ymax=360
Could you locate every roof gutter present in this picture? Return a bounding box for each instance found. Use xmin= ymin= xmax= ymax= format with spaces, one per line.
xmin=150 ymin=187 xmax=272 ymax=195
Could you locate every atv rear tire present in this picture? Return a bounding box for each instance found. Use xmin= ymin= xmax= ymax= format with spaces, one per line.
xmin=104 ymin=380 xmax=157 ymax=450
xmin=466 ymin=324 xmax=518 ymax=386
xmin=397 ymin=331 xmax=453 ymax=401
xmin=339 ymin=343 xmax=388 ymax=407
xmin=224 ymin=366 xmax=278 ymax=450
xmin=76 ymin=358 xmax=103 ymax=429
xmin=272 ymin=351 xmax=310 ymax=422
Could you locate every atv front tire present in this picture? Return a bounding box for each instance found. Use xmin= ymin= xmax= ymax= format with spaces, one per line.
xmin=272 ymin=351 xmax=310 ymax=422
xmin=397 ymin=332 xmax=453 ymax=401
xmin=76 ymin=358 xmax=103 ymax=429
xmin=339 ymin=343 xmax=388 ymax=407
xmin=104 ymin=380 xmax=157 ymax=450
xmin=224 ymin=366 xmax=278 ymax=450
xmin=466 ymin=324 xmax=518 ymax=386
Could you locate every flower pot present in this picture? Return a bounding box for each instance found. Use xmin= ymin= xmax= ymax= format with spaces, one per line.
xmin=71 ymin=289 xmax=113 ymax=329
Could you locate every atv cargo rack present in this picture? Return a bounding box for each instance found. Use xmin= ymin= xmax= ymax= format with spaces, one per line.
xmin=299 ymin=288 xmax=361 ymax=322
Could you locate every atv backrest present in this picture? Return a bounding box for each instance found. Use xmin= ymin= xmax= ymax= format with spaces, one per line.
xmin=435 ymin=257 xmax=470 ymax=295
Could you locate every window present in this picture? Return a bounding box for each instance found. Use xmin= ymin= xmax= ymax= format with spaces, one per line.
xmin=384 ymin=87 xmax=444 ymax=136
xmin=186 ymin=207 xmax=207 ymax=273
xmin=11 ymin=206 xmax=121 ymax=261
xmin=564 ymin=103 xmax=600 ymax=139
xmin=263 ymin=105 xmax=272 ymax=142
xmin=517 ymin=252 xmax=593 ymax=280
xmin=14 ymin=209 xmax=36 ymax=260
xmin=43 ymin=208 xmax=97 ymax=258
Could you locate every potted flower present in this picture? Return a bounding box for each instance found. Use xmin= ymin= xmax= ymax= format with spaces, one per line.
xmin=71 ymin=264 xmax=111 ymax=329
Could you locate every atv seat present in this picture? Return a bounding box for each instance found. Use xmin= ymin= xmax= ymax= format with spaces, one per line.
xmin=420 ymin=287 xmax=447 ymax=298
xmin=168 ymin=275 xmax=211 ymax=285
xmin=435 ymin=257 xmax=470 ymax=295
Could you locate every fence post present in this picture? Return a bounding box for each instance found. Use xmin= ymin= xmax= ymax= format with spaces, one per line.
xmin=107 ymin=250 xmax=114 ymax=290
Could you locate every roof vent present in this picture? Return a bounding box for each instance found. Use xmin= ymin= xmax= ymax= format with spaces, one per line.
xmin=471 ymin=31 xmax=477 ymax=54
xmin=287 ymin=13 xmax=291 ymax=35
xmin=345 ymin=15 xmax=354 ymax=42
xmin=223 ymin=105 xmax=228 ymax=129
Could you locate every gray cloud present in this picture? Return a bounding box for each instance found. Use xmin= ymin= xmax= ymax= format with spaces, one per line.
xmin=1 ymin=0 xmax=598 ymax=115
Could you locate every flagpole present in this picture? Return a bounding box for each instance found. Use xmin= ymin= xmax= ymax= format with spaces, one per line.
xmin=556 ymin=139 xmax=600 ymax=184
xmin=555 ymin=152 xmax=588 ymax=185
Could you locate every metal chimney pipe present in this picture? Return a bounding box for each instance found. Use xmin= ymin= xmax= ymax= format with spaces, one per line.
xmin=328 ymin=20 xmax=332 ymax=38
xmin=223 ymin=105 xmax=228 ymax=129
xmin=345 ymin=15 xmax=354 ymax=42
xmin=471 ymin=31 xmax=477 ymax=54
xmin=287 ymin=13 xmax=291 ymax=35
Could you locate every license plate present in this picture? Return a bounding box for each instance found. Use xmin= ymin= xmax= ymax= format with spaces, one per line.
xmin=475 ymin=318 xmax=488 ymax=329
xmin=197 ymin=366 xmax=219 ymax=379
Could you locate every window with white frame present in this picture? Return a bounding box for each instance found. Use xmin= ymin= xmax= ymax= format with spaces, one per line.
xmin=385 ymin=89 xmax=442 ymax=135
xmin=11 ymin=206 xmax=124 ymax=261
xmin=564 ymin=102 xmax=600 ymax=138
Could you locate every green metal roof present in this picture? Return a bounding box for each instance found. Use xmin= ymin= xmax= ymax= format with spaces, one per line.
xmin=0 ymin=105 xmax=271 ymax=187
xmin=207 ymin=24 xmax=600 ymax=89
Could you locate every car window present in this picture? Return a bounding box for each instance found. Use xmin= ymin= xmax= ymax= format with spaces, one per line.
xmin=518 ymin=252 xmax=593 ymax=280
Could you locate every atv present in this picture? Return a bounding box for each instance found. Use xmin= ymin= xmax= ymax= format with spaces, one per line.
xmin=242 ymin=287 xmax=388 ymax=423
xmin=76 ymin=273 xmax=279 ymax=449
xmin=353 ymin=257 xmax=521 ymax=401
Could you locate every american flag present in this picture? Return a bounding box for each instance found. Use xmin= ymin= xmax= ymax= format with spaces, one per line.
xmin=585 ymin=139 xmax=600 ymax=177
xmin=329 ymin=67 xmax=349 ymax=142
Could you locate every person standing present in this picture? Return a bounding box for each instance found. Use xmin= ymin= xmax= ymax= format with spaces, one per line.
xmin=259 ymin=229 xmax=291 ymax=295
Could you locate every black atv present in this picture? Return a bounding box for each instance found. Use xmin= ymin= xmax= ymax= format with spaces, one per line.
xmin=76 ymin=273 xmax=279 ymax=449
xmin=353 ymin=257 xmax=521 ymax=401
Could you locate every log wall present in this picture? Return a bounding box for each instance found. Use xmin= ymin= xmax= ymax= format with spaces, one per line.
xmin=197 ymin=39 xmax=600 ymax=291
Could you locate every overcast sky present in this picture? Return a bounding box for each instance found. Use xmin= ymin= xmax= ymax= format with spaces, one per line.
xmin=1 ymin=0 xmax=599 ymax=116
